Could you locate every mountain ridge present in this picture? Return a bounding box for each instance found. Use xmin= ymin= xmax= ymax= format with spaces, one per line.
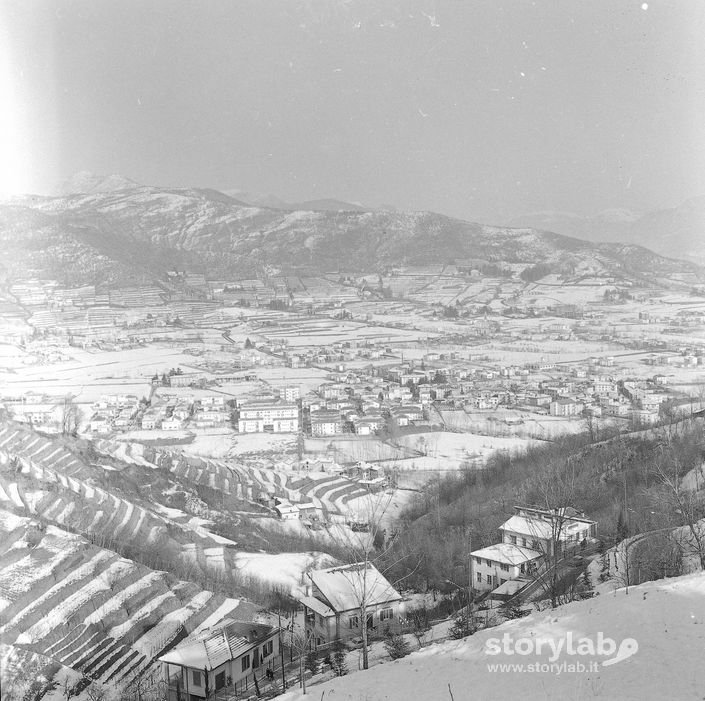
xmin=3 ymin=184 xmax=703 ymax=287
xmin=509 ymin=197 xmax=705 ymax=264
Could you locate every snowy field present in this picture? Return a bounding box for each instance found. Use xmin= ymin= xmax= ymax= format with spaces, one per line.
xmin=248 ymin=318 xmax=432 ymax=348
xmin=304 ymin=437 xmax=406 ymax=463
xmin=0 ymin=343 xmax=33 ymax=370
xmin=233 ymin=551 xmax=334 ymax=594
xmin=396 ymin=431 xmax=536 ymax=468
xmin=0 ymin=345 xmax=202 ymax=403
xmin=439 ymin=408 xmax=589 ymax=441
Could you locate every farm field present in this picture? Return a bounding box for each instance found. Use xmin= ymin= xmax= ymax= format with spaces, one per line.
xmin=251 ymin=318 xmax=432 ymax=347
xmin=0 ymin=345 xmax=199 ymax=405
xmin=437 ymin=408 xmax=590 ymax=441
xmin=395 ymin=431 xmax=536 ymax=469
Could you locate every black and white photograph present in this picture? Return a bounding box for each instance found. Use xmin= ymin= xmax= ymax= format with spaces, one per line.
xmin=1 ymin=1 xmax=705 ymax=699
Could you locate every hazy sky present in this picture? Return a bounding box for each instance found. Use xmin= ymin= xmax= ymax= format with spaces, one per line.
xmin=3 ymin=0 xmax=705 ymax=222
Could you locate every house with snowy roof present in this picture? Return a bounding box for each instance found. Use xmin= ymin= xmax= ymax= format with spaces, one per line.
xmin=500 ymin=506 xmax=597 ymax=557
xmin=471 ymin=506 xmax=597 ymax=595
xmin=299 ymin=562 xmax=405 ymax=649
xmin=160 ymin=620 xmax=280 ymax=700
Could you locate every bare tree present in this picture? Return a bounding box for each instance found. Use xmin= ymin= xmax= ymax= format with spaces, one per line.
xmin=290 ymin=627 xmax=315 ymax=694
xmin=583 ymin=410 xmax=599 ymax=443
xmin=610 ymin=534 xmax=635 ymax=594
xmin=123 ymin=671 xmax=167 ymax=701
xmin=59 ymin=395 xmax=80 ymax=436
xmin=522 ymin=458 xmax=581 ymax=607
xmin=652 ymin=438 xmax=705 ymax=571
xmin=332 ymin=490 xmax=416 ymax=670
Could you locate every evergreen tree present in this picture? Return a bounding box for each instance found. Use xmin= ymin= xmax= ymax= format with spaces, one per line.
xmin=500 ymin=600 xmax=530 ymax=620
xmin=332 ymin=641 xmax=348 ymax=676
xmin=304 ymin=649 xmax=319 ymax=675
xmin=383 ymin=630 xmax=411 ymax=660
xmin=448 ymin=612 xmax=473 ymax=640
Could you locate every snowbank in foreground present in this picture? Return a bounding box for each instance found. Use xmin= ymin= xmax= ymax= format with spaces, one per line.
xmin=283 ymin=572 xmax=705 ymax=701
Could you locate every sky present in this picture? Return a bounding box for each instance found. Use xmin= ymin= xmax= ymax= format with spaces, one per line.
xmin=2 ymin=0 xmax=705 ymax=223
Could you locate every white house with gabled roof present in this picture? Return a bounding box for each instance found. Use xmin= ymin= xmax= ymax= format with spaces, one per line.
xmin=500 ymin=506 xmax=597 ymax=557
xmin=299 ymin=562 xmax=405 ymax=649
xmin=471 ymin=542 xmax=543 ymax=593
xmin=471 ymin=505 xmax=597 ymax=595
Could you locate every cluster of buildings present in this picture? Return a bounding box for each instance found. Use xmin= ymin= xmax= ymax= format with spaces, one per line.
xmin=143 ymin=395 xmax=231 ymax=431
xmin=159 ymin=561 xmax=407 ymax=698
xmin=88 ymin=394 xmax=232 ymax=435
xmin=157 ymin=508 xmax=600 ymax=691
xmin=89 ymin=394 xmax=142 ymax=434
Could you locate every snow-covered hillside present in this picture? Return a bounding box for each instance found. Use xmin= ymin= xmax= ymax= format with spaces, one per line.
xmin=283 ymin=572 xmax=705 ymax=701
xmin=4 ymin=184 xmax=702 ymax=284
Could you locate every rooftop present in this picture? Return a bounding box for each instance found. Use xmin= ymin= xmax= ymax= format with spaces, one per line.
xmin=307 ymin=562 xmax=402 ymax=613
xmin=471 ymin=542 xmax=542 ymax=566
xmin=501 ymin=509 xmax=595 ymax=541
xmin=159 ymin=620 xmax=276 ymax=671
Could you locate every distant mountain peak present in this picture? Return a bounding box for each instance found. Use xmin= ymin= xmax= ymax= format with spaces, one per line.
xmin=508 ymin=198 xmax=705 ymax=264
xmin=60 ymin=171 xmax=142 ymax=195
xmin=221 ymin=189 xmax=377 ymax=212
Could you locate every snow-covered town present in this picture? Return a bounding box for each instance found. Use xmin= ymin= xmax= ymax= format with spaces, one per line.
xmin=2 ymin=2 xmax=705 ymax=700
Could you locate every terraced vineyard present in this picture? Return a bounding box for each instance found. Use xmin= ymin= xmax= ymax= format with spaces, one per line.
xmin=0 ymin=509 xmax=251 ymax=697
xmin=0 ymin=424 xmax=257 ymax=698
xmin=0 ymin=421 xmax=377 ymax=697
xmin=107 ymin=441 xmax=375 ymax=516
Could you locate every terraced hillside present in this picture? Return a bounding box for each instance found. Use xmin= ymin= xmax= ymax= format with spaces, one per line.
xmin=0 ymin=509 xmax=251 ymax=698
xmin=0 ymin=422 xmax=273 ymax=699
xmin=0 ymin=420 xmax=384 ymax=698
xmin=98 ymin=439 xmax=375 ymax=517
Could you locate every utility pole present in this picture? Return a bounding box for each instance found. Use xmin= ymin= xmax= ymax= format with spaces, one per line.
xmin=468 ymin=531 xmax=473 ymax=612
xmin=279 ymin=613 xmax=286 ymax=691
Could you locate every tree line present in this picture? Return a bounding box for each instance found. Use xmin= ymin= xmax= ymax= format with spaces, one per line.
xmin=378 ymin=416 xmax=705 ymax=595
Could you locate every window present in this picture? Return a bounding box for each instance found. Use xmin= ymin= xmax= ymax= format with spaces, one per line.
xmin=522 ymin=538 xmax=528 ymax=547
xmin=215 ymin=672 xmax=225 ymax=690
xmin=500 ymin=563 xmax=510 ymax=572
xmin=349 ymin=615 xmax=359 ymax=628
xmin=486 ymin=574 xmax=492 ymax=584
xmin=192 ymin=671 xmax=202 ymax=687
xmin=241 ymin=655 xmax=251 ymax=672
xmin=485 ymin=559 xmax=493 ymax=567
xmin=476 ymin=572 xmax=482 ymax=582
xmin=510 ymin=535 xmax=517 ymax=544
xmin=380 ymin=607 xmax=393 ymax=621
xmin=263 ymin=640 xmax=274 ymax=657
